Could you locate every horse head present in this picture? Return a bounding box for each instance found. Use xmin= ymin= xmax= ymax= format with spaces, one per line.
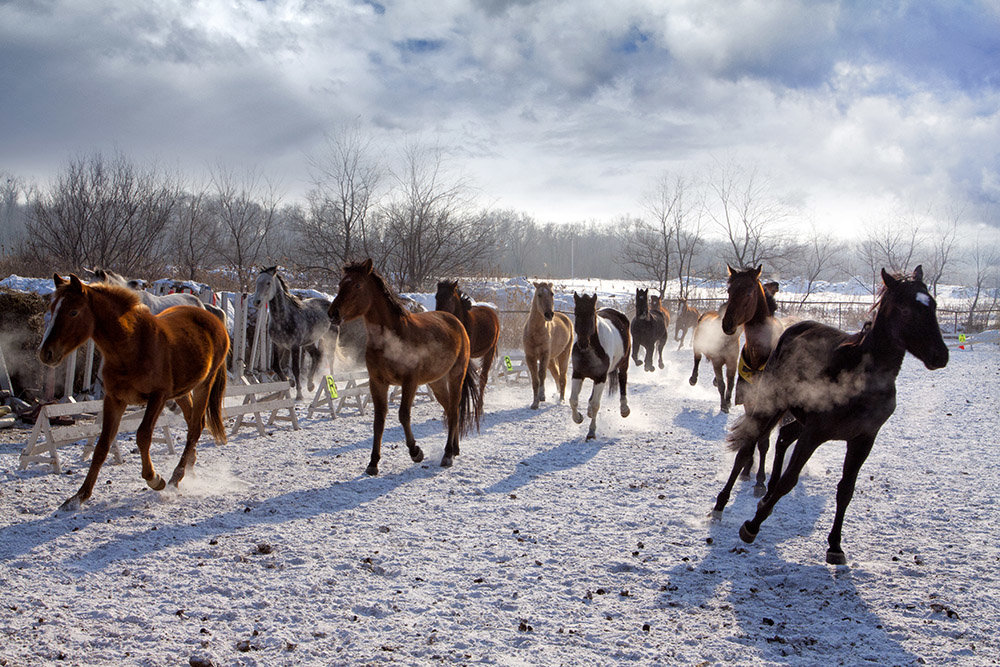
xmin=572 ymin=292 xmax=599 ymax=350
xmin=251 ymin=266 xmax=279 ymax=309
xmin=532 ymin=282 xmax=556 ymax=321
xmin=722 ymin=264 xmax=764 ymax=335
xmin=635 ymin=288 xmax=649 ymax=317
xmin=879 ymin=265 xmax=949 ymax=370
xmin=329 ymin=258 xmax=375 ymax=326
xmin=38 ymin=274 xmax=95 ymax=367
xmin=435 ymin=280 xmax=460 ymax=314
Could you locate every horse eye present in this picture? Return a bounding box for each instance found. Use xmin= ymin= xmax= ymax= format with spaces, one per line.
xmin=69 ymin=310 xmax=79 ymax=317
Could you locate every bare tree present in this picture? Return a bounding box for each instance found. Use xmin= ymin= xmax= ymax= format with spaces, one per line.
xmin=704 ymin=161 xmax=790 ymax=269
xmin=855 ymin=211 xmax=925 ymax=294
xmin=380 ymin=143 xmax=494 ymax=291
xmin=962 ymin=231 xmax=1000 ymax=331
xmin=794 ymin=223 xmax=845 ymax=306
xmin=210 ymin=164 xmax=281 ymax=291
xmin=26 ymin=151 xmax=178 ymax=275
xmin=924 ymin=207 xmax=962 ymax=297
xmin=617 ymin=215 xmax=668 ymax=293
xmin=492 ymin=209 xmax=538 ymax=276
xmin=298 ymin=123 xmax=384 ymax=274
xmin=0 ymin=171 xmax=30 ymax=256
xmin=169 ymin=182 xmax=218 ymax=281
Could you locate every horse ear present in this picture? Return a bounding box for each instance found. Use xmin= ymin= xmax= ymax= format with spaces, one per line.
xmin=362 ymin=258 xmax=373 ymax=274
xmin=726 ymin=264 xmax=735 ymax=277
xmin=913 ymin=265 xmax=924 ymax=282
xmin=754 ymin=265 xmax=763 ymax=278
xmin=68 ymin=274 xmax=84 ymax=292
xmin=881 ymin=268 xmax=898 ymax=289
xmin=53 ymin=273 xmax=67 ymax=287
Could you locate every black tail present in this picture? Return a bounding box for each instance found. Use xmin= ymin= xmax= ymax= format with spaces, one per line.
xmin=726 ymin=410 xmax=783 ymax=452
xmin=206 ymin=364 xmax=228 ymax=444
xmin=459 ymin=360 xmax=483 ymax=436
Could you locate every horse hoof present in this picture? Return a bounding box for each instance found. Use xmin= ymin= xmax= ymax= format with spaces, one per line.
xmin=739 ymin=522 xmax=758 ymax=544
xmin=633 ymin=359 xmax=641 ymax=366
xmin=720 ymin=405 xmax=729 ymax=414
xmin=585 ymin=431 xmax=596 ymax=441
xmin=410 ymin=447 xmax=424 ymax=463
xmin=572 ymin=412 xmax=584 ymax=424
xmin=620 ymin=406 xmax=630 ymax=418
xmin=530 ymin=402 xmax=539 ymax=410
xmin=147 ymin=476 xmax=166 ymax=491
xmin=658 ymin=362 xmax=664 ymax=369
xmin=365 ymin=465 xmax=379 ymax=476
xmin=688 ymin=377 xmax=697 ymax=386
xmin=59 ymin=496 xmax=81 ymax=512
xmin=709 ymin=509 xmax=723 ymax=522
xmin=440 ymin=456 xmax=453 ymax=468
xmin=826 ymin=549 xmax=847 ymax=565
xmin=753 ymin=483 xmax=766 ymax=498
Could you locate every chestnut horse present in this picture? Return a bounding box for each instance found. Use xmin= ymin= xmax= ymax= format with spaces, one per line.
xmin=630 ymin=288 xmax=668 ymax=372
xmin=522 ymin=282 xmax=573 ymax=410
xmin=570 ymin=292 xmax=631 ymax=440
xmin=435 ymin=280 xmax=500 ymax=404
xmin=688 ymin=304 xmax=740 ymax=413
xmin=674 ymin=297 xmax=700 ymax=349
xmin=714 ymin=267 xmax=948 ymax=564
xmin=37 ymin=275 xmax=228 ymax=510
xmin=328 ymin=260 xmax=482 ymax=475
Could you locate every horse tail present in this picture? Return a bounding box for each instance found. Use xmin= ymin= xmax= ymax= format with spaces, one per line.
xmin=726 ymin=410 xmax=782 ymax=452
xmin=606 ymin=369 xmax=620 ymax=396
xmin=459 ymin=359 xmax=483 ymax=436
xmin=206 ymin=363 xmax=228 ymax=444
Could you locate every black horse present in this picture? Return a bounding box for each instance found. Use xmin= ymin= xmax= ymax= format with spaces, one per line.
xmin=713 ymin=266 xmax=949 ymax=564
xmin=630 ymin=288 xmax=668 ymax=372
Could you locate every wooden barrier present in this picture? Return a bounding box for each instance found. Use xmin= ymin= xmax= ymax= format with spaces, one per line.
xmin=494 ymin=351 xmax=530 ymax=383
xmin=223 ymin=379 xmax=299 ymax=436
xmin=307 ymin=371 xmax=371 ymax=419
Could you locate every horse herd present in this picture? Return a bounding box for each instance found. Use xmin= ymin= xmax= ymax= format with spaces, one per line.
xmin=36 ymin=260 xmax=949 ymax=563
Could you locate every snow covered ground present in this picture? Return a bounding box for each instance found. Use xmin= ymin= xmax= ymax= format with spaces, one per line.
xmin=1 ymin=340 xmax=997 ymax=665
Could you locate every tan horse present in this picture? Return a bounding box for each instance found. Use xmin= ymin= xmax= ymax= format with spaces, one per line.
xmin=522 ymin=282 xmax=573 ymax=409
xmin=674 ymin=297 xmax=700 ymax=349
xmin=688 ymin=304 xmax=741 ymax=413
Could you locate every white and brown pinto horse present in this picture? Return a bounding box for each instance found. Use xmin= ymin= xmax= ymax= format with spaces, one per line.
xmin=569 ymin=292 xmax=631 ymax=440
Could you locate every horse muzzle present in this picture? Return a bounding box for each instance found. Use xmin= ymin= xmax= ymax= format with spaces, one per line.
xmin=37 ymin=344 xmax=63 ymax=368
xmin=328 ymin=308 xmax=343 ymax=327
xmin=923 ymin=347 xmax=949 ymax=370
xmin=543 ymin=310 xmax=554 ymax=321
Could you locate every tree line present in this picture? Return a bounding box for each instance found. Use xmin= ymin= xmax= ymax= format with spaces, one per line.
xmin=1 ymin=130 xmax=997 ymax=302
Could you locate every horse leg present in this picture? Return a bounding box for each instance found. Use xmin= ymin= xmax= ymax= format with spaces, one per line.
xmin=711 ymin=442 xmax=757 ymax=519
xmin=60 ymin=395 xmax=126 ymax=510
xmin=618 ymin=366 xmax=630 ymax=418
xmin=537 ymin=350 xmax=553 ymax=404
xmin=724 ymin=363 xmax=736 ymax=409
xmin=677 ymin=329 xmax=686 ymax=351
xmin=753 ymin=433 xmax=770 ymax=497
xmin=440 ymin=366 xmax=465 ymax=467
xmin=739 ymin=432 xmax=822 ymax=545
xmin=585 ymin=380 xmax=605 ymax=440
xmin=689 ymin=351 xmax=701 ymax=385
xmin=762 ymin=419 xmax=802 ymax=505
xmin=270 ymin=347 xmax=286 ymax=380
xmin=712 ymin=360 xmax=729 ymax=413
xmin=643 ymin=342 xmax=655 ymax=372
xmin=290 ymin=345 xmax=303 ymax=400
xmin=135 ymin=392 xmax=169 ymax=491
xmin=569 ymin=377 xmax=585 ymax=425
xmin=305 ymin=344 xmax=323 ymax=393
xmin=169 ymin=384 xmax=211 ymax=487
xmin=826 ymin=433 xmax=876 ymax=565
xmin=366 ymin=380 xmax=389 ymax=476
xmin=656 ymin=336 xmax=666 ymax=369
xmin=397 ymin=380 xmax=424 ymax=465
xmin=479 ymin=345 xmax=496 ymax=404
xmin=555 ymin=347 xmax=570 ymax=402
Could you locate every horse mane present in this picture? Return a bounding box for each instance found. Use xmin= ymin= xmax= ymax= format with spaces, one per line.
xmin=273 ymin=272 xmax=305 ymax=306
xmin=344 ymin=260 xmax=408 ymax=318
xmin=457 ymin=289 xmax=473 ymax=313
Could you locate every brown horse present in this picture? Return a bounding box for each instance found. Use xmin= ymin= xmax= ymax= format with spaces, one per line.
xmin=714 ymin=267 xmax=948 ymax=564
xmin=688 ymin=304 xmax=740 ymax=413
xmin=522 ymin=282 xmax=573 ymax=410
xmin=630 ymin=288 xmax=668 ymax=372
xmin=37 ymin=274 xmax=229 ymax=510
xmin=435 ymin=280 xmax=500 ymax=404
xmin=674 ymin=297 xmax=700 ymax=349
xmin=570 ymin=293 xmax=631 ymax=440
xmin=328 ymin=260 xmax=482 ymax=475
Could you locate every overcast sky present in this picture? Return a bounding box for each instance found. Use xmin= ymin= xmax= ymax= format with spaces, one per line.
xmin=3 ymin=0 xmax=1000 ymax=237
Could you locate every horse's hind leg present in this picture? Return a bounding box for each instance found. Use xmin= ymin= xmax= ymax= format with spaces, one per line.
xmin=752 ymin=434 xmax=770 ymax=497
xmin=135 ymin=392 xmax=169 ymax=491
xmin=712 ymin=360 xmax=729 ymax=413
xmin=397 ymin=380 xmax=425 ymax=464
xmin=689 ymin=351 xmax=702 ymax=385
xmin=290 ymin=345 xmax=304 ymax=400
xmin=61 ymin=395 xmax=126 ymax=510
xmin=555 ymin=346 xmax=570 ymax=402
xmin=305 ymin=344 xmax=323 ymax=394
xmin=826 ymin=433 xmax=876 ymax=565
xmin=366 ymin=380 xmax=390 ymax=476
xmin=656 ymin=336 xmax=666 ymax=369
xmin=761 ymin=419 xmax=802 ymax=506
xmin=711 ymin=442 xmax=756 ymax=519
xmin=169 ymin=385 xmax=209 ymax=487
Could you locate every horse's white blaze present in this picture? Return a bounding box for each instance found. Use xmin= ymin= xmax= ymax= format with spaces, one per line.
xmin=915 ymin=292 xmax=931 ymax=307
xmin=596 ymin=315 xmax=625 ymax=369
xmin=39 ymin=297 xmax=63 ymax=348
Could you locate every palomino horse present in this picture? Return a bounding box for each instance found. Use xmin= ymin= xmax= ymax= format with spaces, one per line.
xmin=674 ymin=297 xmax=700 ymax=349
xmin=713 ymin=267 xmax=948 ymax=564
xmin=435 ymin=280 xmax=500 ymax=404
xmin=328 ymin=259 xmax=482 ymax=475
xmin=688 ymin=304 xmax=740 ymax=413
xmin=630 ymin=288 xmax=668 ymax=372
xmin=569 ymin=292 xmax=631 ymax=440
xmin=251 ymin=267 xmax=332 ymax=400
xmin=721 ymin=265 xmax=785 ymax=495
xmin=37 ymin=275 xmax=229 ymax=510
xmin=86 ymin=267 xmax=228 ymax=329
xmin=522 ymin=282 xmax=573 ymax=410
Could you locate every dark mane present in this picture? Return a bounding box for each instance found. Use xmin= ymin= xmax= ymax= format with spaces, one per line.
xmin=344 ymin=260 xmax=407 ymax=318
xmin=457 ymin=289 xmax=473 ymax=313
xmin=274 ymin=272 xmax=304 ymax=306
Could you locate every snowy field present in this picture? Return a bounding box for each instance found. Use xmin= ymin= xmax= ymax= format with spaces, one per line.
xmin=1 ymin=341 xmax=997 ymax=665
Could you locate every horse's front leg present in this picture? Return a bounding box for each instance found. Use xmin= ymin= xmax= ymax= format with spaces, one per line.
xmin=585 ymin=381 xmax=605 ymax=440
xmin=618 ymin=368 xmax=630 ymax=418
xmin=535 ymin=350 xmax=550 ymax=405
xmin=712 ymin=361 xmax=729 ymax=413
xmin=305 ymin=345 xmax=323 ymax=393
xmin=60 ymin=395 xmax=126 ymax=511
xmin=643 ymin=344 xmax=655 ymax=372
xmin=632 ymin=341 xmax=642 ymax=366
xmin=366 ymin=380 xmax=389 ymax=476
xmin=569 ymin=377 xmax=584 ymax=424
xmin=290 ymin=345 xmax=303 ymax=400
xmin=656 ymin=337 xmax=666 ymax=369
xmin=135 ymin=392 xmax=169 ymax=491
xmin=753 ymin=434 xmax=771 ymax=497
xmin=397 ymin=380 xmax=424 ymax=465
xmin=826 ymin=433 xmax=876 ymax=565
xmin=526 ymin=352 xmax=542 ymax=409
xmin=689 ymin=352 xmax=702 ymax=386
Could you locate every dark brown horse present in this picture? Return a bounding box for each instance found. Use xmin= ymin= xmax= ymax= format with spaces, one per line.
xmin=570 ymin=292 xmax=631 ymax=440
xmin=328 ymin=260 xmax=482 ymax=475
xmin=630 ymin=288 xmax=668 ymax=372
xmin=435 ymin=280 xmax=500 ymax=404
xmin=37 ymin=275 xmax=229 ymax=510
xmin=713 ymin=266 xmax=948 ymax=564
xmin=688 ymin=304 xmax=740 ymax=413
xmin=522 ymin=282 xmax=573 ymax=410
xmin=721 ymin=265 xmax=785 ymax=494
xmin=674 ymin=297 xmax=700 ymax=349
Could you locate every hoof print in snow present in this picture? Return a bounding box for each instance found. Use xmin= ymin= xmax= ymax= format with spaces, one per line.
xmin=518 ymin=620 xmax=533 ymax=632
